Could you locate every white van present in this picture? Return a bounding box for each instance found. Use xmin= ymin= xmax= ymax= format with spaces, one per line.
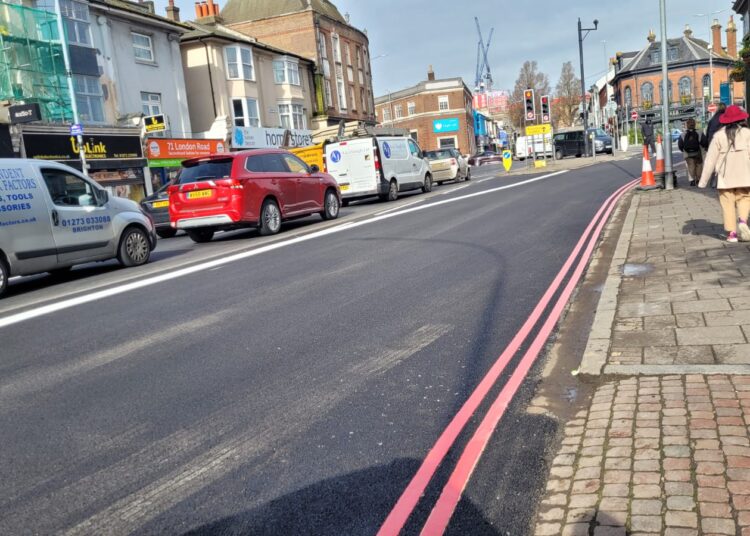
xmin=0 ymin=159 xmax=156 ymax=297
xmin=515 ymin=134 xmax=554 ymax=161
xmin=324 ymin=136 xmax=432 ymax=203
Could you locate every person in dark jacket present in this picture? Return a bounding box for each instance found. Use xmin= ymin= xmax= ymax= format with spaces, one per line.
xmin=678 ymin=118 xmax=707 ymax=186
xmin=704 ymin=102 xmax=727 ymax=188
xmin=642 ymin=118 xmax=656 ymax=157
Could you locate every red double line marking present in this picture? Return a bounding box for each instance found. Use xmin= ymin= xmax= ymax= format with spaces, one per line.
xmin=379 ymin=179 xmax=638 ymax=536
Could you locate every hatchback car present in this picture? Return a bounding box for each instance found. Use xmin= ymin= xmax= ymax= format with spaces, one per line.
xmin=468 ymin=150 xmax=503 ymax=167
xmin=424 ymin=148 xmax=470 ymax=184
xmin=169 ymin=149 xmax=341 ymax=243
xmin=141 ymin=182 xmax=176 ymax=239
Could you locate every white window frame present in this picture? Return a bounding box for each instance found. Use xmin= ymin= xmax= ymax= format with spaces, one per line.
xmin=382 ymin=107 xmax=391 ymax=121
xmin=273 ymin=57 xmax=300 ymax=86
xmin=324 ymin=79 xmax=333 ymax=108
xmin=407 ymin=101 xmax=416 ymax=116
xmin=344 ymin=42 xmax=351 ymax=65
xmin=278 ymin=102 xmax=306 ymax=130
xmin=225 ymin=46 xmax=255 ymax=81
xmin=350 ymin=86 xmax=356 ymax=111
xmin=73 ymin=74 xmax=104 ymax=123
xmin=336 ymin=75 xmax=347 ymax=112
xmin=132 ymin=32 xmax=154 ymax=63
xmin=232 ymin=97 xmax=260 ymax=127
xmin=394 ymin=104 xmax=403 ymax=119
xmin=331 ymin=33 xmax=341 ymax=63
xmin=59 ymin=0 xmax=91 ymax=47
xmin=438 ymin=136 xmax=458 ymax=149
xmin=141 ymin=92 xmax=162 ymax=116
xmin=438 ymin=95 xmax=449 ymax=111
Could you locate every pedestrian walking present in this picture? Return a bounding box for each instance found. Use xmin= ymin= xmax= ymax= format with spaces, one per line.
xmin=698 ymin=105 xmax=750 ymax=243
xmin=678 ymin=118 xmax=707 ymax=186
xmin=641 ymin=118 xmax=656 ymax=157
xmin=704 ymin=102 xmax=727 ymax=188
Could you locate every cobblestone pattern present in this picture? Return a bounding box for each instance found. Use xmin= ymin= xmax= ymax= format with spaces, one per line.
xmin=612 ymin=190 xmax=750 ymax=367
xmin=534 ymin=375 xmax=750 ymax=536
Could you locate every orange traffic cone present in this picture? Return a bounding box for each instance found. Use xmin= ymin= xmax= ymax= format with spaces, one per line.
xmin=654 ymin=133 xmax=665 ymax=184
xmin=637 ymin=145 xmax=658 ymax=191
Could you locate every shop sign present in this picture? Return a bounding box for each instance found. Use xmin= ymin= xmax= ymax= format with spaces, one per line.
xmin=146 ymin=138 xmax=226 ymax=161
xmin=232 ymin=127 xmax=313 ymax=150
xmin=144 ymin=114 xmax=167 ymax=133
xmin=9 ymin=103 xmax=42 ymax=124
xmin=23 ymin=133 xmax=143 ymax=161
xmin=433 ymin=118 xmax=460 ymax=133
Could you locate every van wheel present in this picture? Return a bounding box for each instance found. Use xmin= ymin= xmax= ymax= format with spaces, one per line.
xmin=118 ymin=227 xmax=151 ymax=267
xmin=156 ymin=228 xmax=177 ymax=239
xmin=259 ymin=199 xmax=281 ymax=235
xmin=387 ymin=180 xmax=398 ymax=201
xmin=555 ymin=149 xmax=564 ymax=160
xmin=422 ymin=174 xmax=433 ymax=193
xmin=321 ymin=189 xmax=340 ymax=220
xmin=0 ymin=256 xmax=8 ymax=298
xmin=187 ymin=229 xmax=214 ymax=243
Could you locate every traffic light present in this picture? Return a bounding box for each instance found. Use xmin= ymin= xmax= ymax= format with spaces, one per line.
xmin=540 ymin=95 xmax=551 ymax=123
xmin=524 ymin=89 xmax=535 ymax=121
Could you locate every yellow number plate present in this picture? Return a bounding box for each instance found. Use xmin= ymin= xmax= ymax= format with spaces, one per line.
xmin=152 ymin=200 xmax=169 ymax=208
xmin=340 ymin=184 xmax=350 ymax=192
xmin=187 ymin=190 xmax=212 ymax=199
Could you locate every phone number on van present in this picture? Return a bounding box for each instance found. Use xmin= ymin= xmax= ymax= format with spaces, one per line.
xmin=61 ymin=215 xmax=112 ymax=228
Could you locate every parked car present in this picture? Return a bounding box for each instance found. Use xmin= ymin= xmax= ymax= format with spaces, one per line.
xmin=553 ymin=129 xmax=613 ymax=159
xmin=141 ymin=182 xmax=176 ymax=239
xmin=0 ymin=159 xmax=156 ymax=297
xmin=324 ymin=135 xmax=432 ymax=204
xmin=169 ymin=149 xmax=341 ymax=243
xmin=468 ymin=150 xmax=503 ymax=167
xmin=424 ymin=149 xmax=470 ymax=184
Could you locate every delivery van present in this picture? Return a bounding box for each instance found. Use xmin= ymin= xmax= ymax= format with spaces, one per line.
xmin=324 ymin=136 xmax=432 ymax=204
xmin=0 ymin=159 xmax=156 ymax=297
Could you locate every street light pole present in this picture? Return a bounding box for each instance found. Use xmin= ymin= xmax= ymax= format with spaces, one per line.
xmin=659 ymin=0 xmax=674 ymax=189
xmin=578 ymin=17 xmax=598 ymax=157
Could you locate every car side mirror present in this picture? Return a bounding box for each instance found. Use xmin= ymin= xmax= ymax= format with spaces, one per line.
xmin=97 ymin=189 xmax=109 ymax=205
xmin=309 ymin=164 xmax=320 ymax=174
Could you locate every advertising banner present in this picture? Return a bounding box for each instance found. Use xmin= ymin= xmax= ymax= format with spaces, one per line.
xmin=146 ymin=138 xmax=226 ymax=161
xmin=232 ymin=127 xmax=313 ymax=150
xmin=23 ymin=133 xmax=143 ymax=161
xmin=433 ymin=118 xmax=460 ymax=133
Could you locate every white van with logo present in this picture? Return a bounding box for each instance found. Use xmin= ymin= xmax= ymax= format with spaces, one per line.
xmin=324 ymin=136 xmax=432 ymax=203
xmin=0 ymin=159 xmax=156 ymax=297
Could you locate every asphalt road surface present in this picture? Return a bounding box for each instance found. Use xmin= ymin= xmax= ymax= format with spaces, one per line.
xmin=0 ymin=157 xmax=643 ymax=535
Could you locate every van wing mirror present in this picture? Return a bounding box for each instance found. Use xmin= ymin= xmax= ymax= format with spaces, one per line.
xmin=309 ymin=164 xmax=320 ymax=174
xmin=97 ymin=189 xmax=109 ymax=205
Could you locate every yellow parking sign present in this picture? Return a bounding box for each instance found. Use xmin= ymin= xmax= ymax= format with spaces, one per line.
xmin=144 ymin=114 xmax=167 ymax=133
xmin=502 ymin=149 xmax=512 ymax=172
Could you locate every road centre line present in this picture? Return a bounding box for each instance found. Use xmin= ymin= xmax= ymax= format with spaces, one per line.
xmin=377 ymin=178 xmax=638 ymax=535
xmin=0 ymin=170 xmax=568 ymax=330
xmin=419 ymin=179 xmax=636 ymax=535
xmin=375 ymin=198 xmax=425 ymax=216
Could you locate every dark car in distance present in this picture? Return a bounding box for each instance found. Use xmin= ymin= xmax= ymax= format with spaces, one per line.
xmin=468 ymin=150 xmax=503 ymax=167
xmin=553 ymin=129 xmax=613 ymax=160
xmin=140 ymin=182 xmax=177 ymax=239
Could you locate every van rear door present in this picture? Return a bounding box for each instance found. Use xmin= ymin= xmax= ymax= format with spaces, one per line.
xmin=325 ymin=138 xmax=377 ymax=198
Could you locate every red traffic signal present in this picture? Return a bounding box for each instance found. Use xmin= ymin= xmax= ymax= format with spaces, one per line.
xmin=540 ymin=94 xmax=551 ymax=123
xmin=524 ymin=89 xmax=536 ymax=121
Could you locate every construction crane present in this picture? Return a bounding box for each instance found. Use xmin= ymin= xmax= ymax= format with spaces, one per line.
xmin=474 ymin=17 xmax=494 ymax=93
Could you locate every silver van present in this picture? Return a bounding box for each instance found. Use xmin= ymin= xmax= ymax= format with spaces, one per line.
xmin=0 ymin=159 xmax=156 ymax=297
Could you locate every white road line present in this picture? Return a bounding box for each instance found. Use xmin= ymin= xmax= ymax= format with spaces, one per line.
xmin=0 ymin=170 xmax=568 ymax=329
xmin=375 ymin=198 xmax=425 ymax=216
xmin=441 ymin=184 xmax=470 ymax=195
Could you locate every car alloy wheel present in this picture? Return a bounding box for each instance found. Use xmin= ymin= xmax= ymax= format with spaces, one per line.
xmin=125 ymin=229 xmax=149 ymax=264
xmin=323 ymin=190 xmax=339 ymax=220
xmin=260 ymin=200 xmax=281 ymax=235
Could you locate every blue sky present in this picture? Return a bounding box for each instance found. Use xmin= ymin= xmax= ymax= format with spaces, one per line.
xmin=155 ymin=0 xmax=737 ymax=96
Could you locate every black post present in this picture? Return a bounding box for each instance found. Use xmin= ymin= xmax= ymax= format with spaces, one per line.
xmin=578 ymin=17 xmax=598 ymax=157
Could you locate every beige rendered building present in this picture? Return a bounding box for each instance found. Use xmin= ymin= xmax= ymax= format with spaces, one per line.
xmin=220 ymin=0 xmax=377 ymax=129
xmin=180 ymin=7 xmax=316 ymax=148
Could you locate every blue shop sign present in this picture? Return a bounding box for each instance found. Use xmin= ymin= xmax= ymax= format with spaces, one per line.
xmin=433 ymin=118 xmax=459 ymax=133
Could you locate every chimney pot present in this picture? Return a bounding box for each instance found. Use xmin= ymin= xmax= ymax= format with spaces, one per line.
xmin=427 ymin=65 xmax=435 ymax=81
xmin=200 ymin=1 xmax=209 ymax=17
xmin=195 ymin=1 xmax=201 ymax=18
xmin=712 ymin=19 xmax=723 ymax=55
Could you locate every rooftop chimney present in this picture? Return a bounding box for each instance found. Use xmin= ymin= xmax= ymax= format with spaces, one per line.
xmin=712 ymin=19 xmax=723 ymax=55
xmin=683 ymin=24 xmax=693 ymax=38
xmin=727 ymin=16 xmax=738 ymax=58
xmin=427 ymin=65 xmax=435 ymax=81
xmin=166 ymin=0 xmax=180 ymax=21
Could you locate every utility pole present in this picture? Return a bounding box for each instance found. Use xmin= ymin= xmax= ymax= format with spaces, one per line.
xmin=578 ymin=18 xmax=598 ymax=157
xmin=659 ymin=0 xmax=674 ymax=189
xmin=54 ymin=0 xmax=88 ymax=177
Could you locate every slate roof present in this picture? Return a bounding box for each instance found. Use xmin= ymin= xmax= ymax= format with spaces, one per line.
xmin=221 ymin=0 xmax=347 ymax=25
xmin=616 ymin=34 xmax=733 ymax=78
xmin=89 ymin=0 xmax=190 ymax=29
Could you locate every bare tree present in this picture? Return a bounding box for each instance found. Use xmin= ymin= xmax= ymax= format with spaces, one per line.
xmin=553 ymin=61 xmax=581 ymax=129
xmin=510 ymin=61 xmax=551 ymax=129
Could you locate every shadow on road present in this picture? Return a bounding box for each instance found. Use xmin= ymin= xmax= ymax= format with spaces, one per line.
xmin=681 ymin=218 xmax=724 ymax=239
xmin=182 ymin=458 xmax=500 ymax=536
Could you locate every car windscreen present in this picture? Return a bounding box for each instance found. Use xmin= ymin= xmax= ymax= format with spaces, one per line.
xmin=425 ymin=150 xmax=452 ymax=160
xmin=180 ymin=160 xmax=233 ymax=184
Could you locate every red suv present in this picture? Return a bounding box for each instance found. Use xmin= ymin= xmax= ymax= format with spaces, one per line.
xmin=169 ymin=149 xmax=341 ymax=242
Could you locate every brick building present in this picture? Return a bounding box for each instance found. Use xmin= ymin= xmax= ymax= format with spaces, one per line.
xmin=611 ymin=21 xmax=742 ymax=121
xmin=732 ymin=0 xmax=750 ymax=106
xmin=374 ymin=68 xmax=475 ymax=155
xmin=219 ymin=0 xmax=376 ymax=130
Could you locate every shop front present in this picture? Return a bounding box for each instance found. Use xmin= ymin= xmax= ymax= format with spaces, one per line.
xmin=232 ymin=126 xmax=313 ymax=150
xmin=146 ymin=138 xmax=227 ymax=189
xmin=21 ymin=126 xmax=149 ymax=202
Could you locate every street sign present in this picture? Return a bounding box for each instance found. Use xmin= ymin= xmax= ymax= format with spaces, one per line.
xmin=144 ymin=114 xmax=167 ymax=133
xmin=9 ymin=103 xmax=42 ymax=124
xmin=502 ymin=149 xmax=512 ymax=172
xmin=525 ymin=124 xmax=552 ymax=136
xmin=707 ymin=103 xmax=718 ymax=114
xmin=70 ymin=123 xmax=83 ymax=136
xmin=631 ymin=110 xmax=638 ymax=121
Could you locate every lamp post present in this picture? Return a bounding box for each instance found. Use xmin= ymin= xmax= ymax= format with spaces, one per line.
xmin=578 ymin=17 xmax=598 ymax=157
xmin=695 ymin=8 xmax=729 ymax=115
xmin=659 ymin=0 xmax=674 ymax=189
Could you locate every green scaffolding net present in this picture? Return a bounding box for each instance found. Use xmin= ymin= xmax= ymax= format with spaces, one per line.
xmin=0 ymin=1 xmax=72 ymax=122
